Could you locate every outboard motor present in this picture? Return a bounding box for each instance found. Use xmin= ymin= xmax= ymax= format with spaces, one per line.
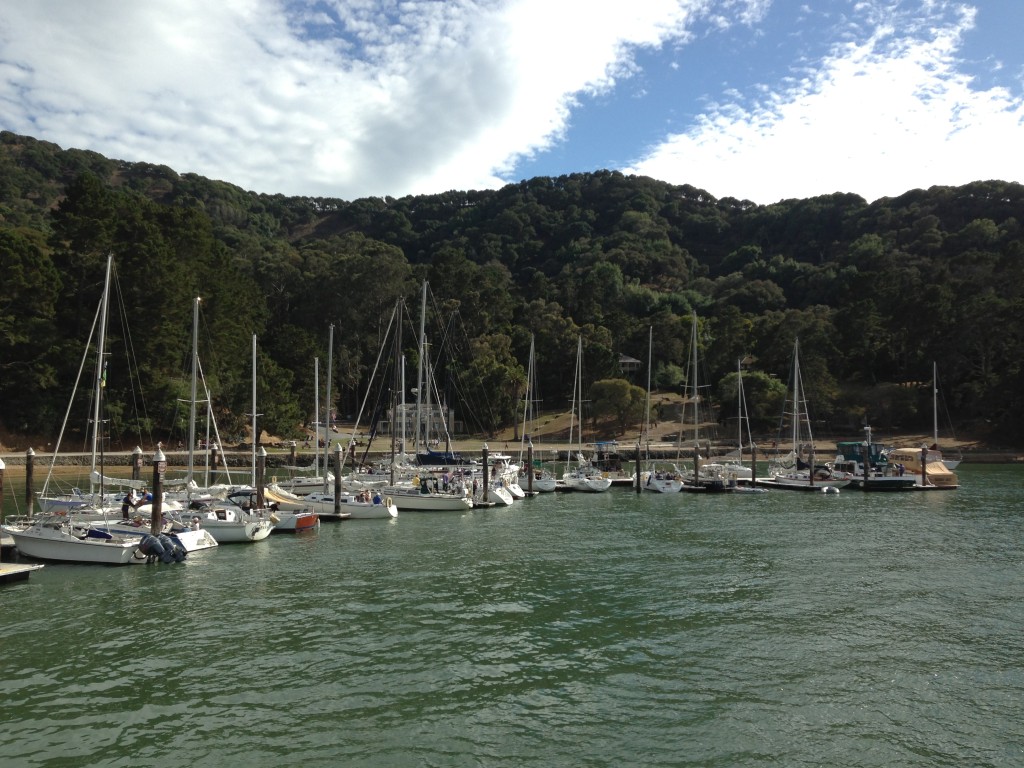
xmin=139 ymin=533 xmax=187 ymax=564
xmin=158 ymin=533 xmax=187 ymax=562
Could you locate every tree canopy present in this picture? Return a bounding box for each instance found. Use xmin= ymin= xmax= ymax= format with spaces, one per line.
xmin=2 ymin=131 xmax=1022 ymax=446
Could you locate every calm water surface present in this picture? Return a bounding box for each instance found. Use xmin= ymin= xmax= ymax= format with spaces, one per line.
xmin=2 ymin=464 xmax=1023 ymax=767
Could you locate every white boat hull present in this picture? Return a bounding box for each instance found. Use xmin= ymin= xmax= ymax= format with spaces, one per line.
xmin=519 ymin=472 xmax=557 ymax=492
xmin=89 ymin=518 xmax=220 ymax=552
xmin=755 ymin=473 xmax=851 ymax=491
xmin=271 ymin=510 xmax=321 ymax=533
xmin=484 ymin=485 xmax=515 ymax=506
xmin=642 ymin=473 xmax=683 ymax=493
xmin=9 ymin=521 xmax=145 ymax=565
xmin=383 ymin=488 xmax=473 ymax=511
xmin=562 ymin=473 xmax=613 ymax=493
xmin=196 ymin=509 xmax=275 ymax=542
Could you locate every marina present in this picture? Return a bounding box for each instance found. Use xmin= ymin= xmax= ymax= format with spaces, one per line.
xmin=1 ymin=463 xmax=1021 ymax=766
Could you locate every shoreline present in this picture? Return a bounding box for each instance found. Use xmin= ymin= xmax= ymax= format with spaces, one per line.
xmin=1 ymin=438 xmax=1022 ymax=469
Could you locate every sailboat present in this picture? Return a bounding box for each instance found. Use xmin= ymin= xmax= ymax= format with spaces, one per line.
xmin=179 ymin=301 xmax=274 ymax=543
xmin=36 ymin=260 xmax=143 ymax=516
xmin=724 ymin=359 xmax=766 ymax=493
xmin=678 ymin=312 xmax=733 ymax=493
xmin=561 ymin=337 xmax=611 ymax=493
xmin=375 ymin=291 xmax=473 ymax=512
xmin=246 ymin=334 xmax=319 ymax=533
xmin=9 ymin=257 xmax=151 ymax=564
xmin=517 ymin=335 xmax=557 ymax=493
xmin=639 ymin=327 xmax=682 ymax=493
xmin=930 ymin=362 xmax=962 ymax=470
xmin=755 ymin=339 xmax=850 ymax=492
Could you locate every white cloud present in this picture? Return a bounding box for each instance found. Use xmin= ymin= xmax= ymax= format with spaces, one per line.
xmin=4 ymin=0 xmax=1015 ymax=204
xmin=625 ymin=3 xmax=1024 ymax=203
xmin=0 ymin=0 xmax=713 ymax=198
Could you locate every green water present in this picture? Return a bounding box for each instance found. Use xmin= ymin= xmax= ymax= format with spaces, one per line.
xmin=2 ymin=464 xmax=1022 ymax=767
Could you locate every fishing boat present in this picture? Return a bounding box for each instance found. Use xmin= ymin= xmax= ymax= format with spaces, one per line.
xmin=833 ymin=426 xmax=917 ymax=491
xmin=8 ymin=515 xmax=148 ymax=565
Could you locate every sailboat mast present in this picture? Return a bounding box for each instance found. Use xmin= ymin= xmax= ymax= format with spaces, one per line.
xmin=519 ymin=335 xmax=535 ymax=459
xmin=424 ymin=338 xmax=432 ymax=450
xmin=390 ymin=303 xmax=403 ymax=486
xmin=313 ymin=357 xmax=320 ymax=475
xmin=933 ymin=361 xmax=939 ymax=446
xmin=90 ymin=256 xmax=113 ymax=491
xmin=644 ymin=326 xmax=653 ymax=460
xmin=792 ymin=340 xmax=800 ymax=451
xmin=187 ymin=297 xmax=199 ymax=485
xmin=567 ymin=337 xmax=580 ymax=469
xmin=251 ymin=333 xmax=257 ymax=484
xmin=736 ymin=358 xmax=743 ymax=454
xmin=413 ymin=281 xmax=427 ymax=455
xmin=323 ymin=324 xmax=334 ymax=489
xmin=690 ymin=312 xmax=699 ymax=449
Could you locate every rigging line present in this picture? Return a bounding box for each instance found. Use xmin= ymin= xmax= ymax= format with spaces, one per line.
xmin=40 ymin=295 xmax=102 ymax=496
xmin=347 ymin=300 xmax=399 ymax=451
xmin=109 ymin=263 xmax=154 ymax=448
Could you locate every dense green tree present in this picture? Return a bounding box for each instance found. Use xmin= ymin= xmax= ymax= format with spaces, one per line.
xmin=590 ymin=378 xmax=646 ymax=435
xmin=3 ymin=131 xmax=1024 ymax=445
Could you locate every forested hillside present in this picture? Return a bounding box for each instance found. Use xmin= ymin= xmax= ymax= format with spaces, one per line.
xmin=1 ymin=130 xmax=1022 ymax=447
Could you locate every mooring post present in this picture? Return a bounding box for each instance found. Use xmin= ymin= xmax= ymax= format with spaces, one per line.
xmin=151 ymin=444 xmax=166 ymax=535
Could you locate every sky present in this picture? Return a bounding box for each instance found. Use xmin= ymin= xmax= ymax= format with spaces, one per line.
xmin=1 ymin=0 xmax=1022 ymax=205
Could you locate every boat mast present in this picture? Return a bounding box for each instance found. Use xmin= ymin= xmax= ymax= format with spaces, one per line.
xmin=414 ymin=281 xmax=427 ymax=455
xmin=251 ymin=333 xmax=258 ymax=485
xmin=792 ymin=339 xmax=800 ymax=453
xmin=313 ymin=358 xmax=320 ymax=475
xmin=519 ymin=335 xmax=536 ymax=462
xmin=90 ymin=255 xmax=113 ymax=494
xmin=187 ymin=297 xmax=199 ymax=487
xmin=566 ymin=337 xmax=580 ymax=471
xmin=690 ymin=312 xmax=699 ymax=452
xmin=736 ymin=358 xmax=743 ymax=456
xmin=644 ymin=326 xmax=653 ymax=464
xmin=390 ymin=301 xmax=403 ymax=486
xmin=933 ymin=361 xmax=939 ymax=447
xmin=323 ymin=323 xmax=334 ymax=490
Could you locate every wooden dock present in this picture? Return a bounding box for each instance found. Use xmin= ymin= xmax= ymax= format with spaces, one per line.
xmin=0 ymin=561 xmax=44 ymax=584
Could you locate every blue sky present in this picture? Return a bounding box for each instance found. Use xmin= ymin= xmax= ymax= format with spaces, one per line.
xmin=1 ymin=0 xmax=1022 ymax=204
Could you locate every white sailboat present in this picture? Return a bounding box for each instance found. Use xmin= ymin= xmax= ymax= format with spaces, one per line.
xmin=639 ymin=327 xmax=682 ymax=493
xmin=178 ymin=302 xmax=273 ymax=543
xmin=376 ymin=290 xmax=473 ymax=512
xmin=10 ymin=257 xmax=149 ymax=564
xmin=725 ymin=360 xmax=766 ymax=493
xmin=561 ymin=337 xmax=611 ymax=493
xmin=714 ymin=359 xmax=756 ymax=483
xmin=678 ymin=312 xmax=733 ymax=493
xmin=756 ymin=339 xmax=850 ymax=492
xmin=517 ymin=335 xmax=557 ymax=493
